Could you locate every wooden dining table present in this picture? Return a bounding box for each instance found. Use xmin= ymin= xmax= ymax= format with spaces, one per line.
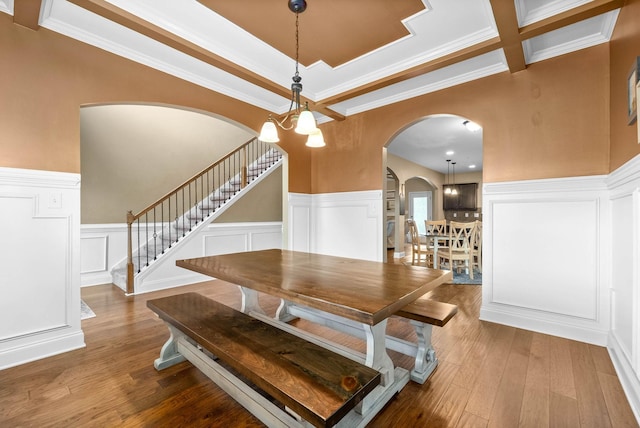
xmin=176 ymin=249 xmax=452 ymax=425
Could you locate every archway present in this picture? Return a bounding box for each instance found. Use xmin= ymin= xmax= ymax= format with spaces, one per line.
xmin=383 ymin=114 xmax=483 ymax=261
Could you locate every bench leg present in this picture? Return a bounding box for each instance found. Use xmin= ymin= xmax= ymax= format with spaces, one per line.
xmin=409 ymin=320 xmax=438 ymax=384
xmin=154 ymin=324 xmax=187 ymax=370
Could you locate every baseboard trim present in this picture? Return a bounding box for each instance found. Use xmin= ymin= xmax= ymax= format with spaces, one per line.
xmin=0 ymin=330 xmax=85 ymax=371
xmin=608 ymin=332 xmax=640 ymax=424
xmin=480 ymin=304 xmax=608 ymax=346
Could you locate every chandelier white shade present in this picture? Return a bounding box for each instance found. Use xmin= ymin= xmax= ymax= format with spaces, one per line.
xmin=305 ymin=129 xmax=326 ymax=147
xmin=258 ymin=119 xmax=279 ymax=143
xmin=294 ymin=108 xmax=318 ymax=135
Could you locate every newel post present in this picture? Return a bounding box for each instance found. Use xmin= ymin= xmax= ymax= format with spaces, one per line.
xmin=126 ymin=210 xmax=135 ymax=294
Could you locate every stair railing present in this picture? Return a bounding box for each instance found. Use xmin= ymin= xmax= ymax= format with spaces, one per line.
xmin=125 ymin=137 xmax=280 ymax=293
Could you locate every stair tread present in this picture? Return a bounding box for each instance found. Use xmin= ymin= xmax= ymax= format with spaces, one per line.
xmin=118 ymin=149 xmax=282 ymax=287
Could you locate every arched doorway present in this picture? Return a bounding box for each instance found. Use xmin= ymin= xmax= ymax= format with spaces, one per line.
xmin=384 ymin=114 xmax=483 ymax=261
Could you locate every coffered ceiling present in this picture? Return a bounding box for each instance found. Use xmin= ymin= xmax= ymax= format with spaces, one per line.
xmin=1 ymin=0 xmax=623 ymax=173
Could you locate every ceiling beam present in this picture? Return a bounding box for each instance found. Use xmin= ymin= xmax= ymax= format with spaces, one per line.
xmin=66 ymin=0 xmax=345 ymax=121
xmin=520 ymin=0 xmax=624 ymax=40
xmin=489 ymin=0 xmax=526 ymax=73
xmin=13 ymin=0 xmax=42 ymax=30
xmin=65 ymin=0 xmax=622 ymax=122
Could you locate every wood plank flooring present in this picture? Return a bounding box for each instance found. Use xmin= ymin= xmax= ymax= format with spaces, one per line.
xmin=1 ymin=262 xmax=637 ymax=426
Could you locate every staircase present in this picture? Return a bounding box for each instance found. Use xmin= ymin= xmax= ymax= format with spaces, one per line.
xmin=110 ymin=138 xmax=283 ymax=293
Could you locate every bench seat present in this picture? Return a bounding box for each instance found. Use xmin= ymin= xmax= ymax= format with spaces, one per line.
xmin=396 ymin=297 xmax=458 ymax=327
xmin=393 ymin=297 xmax=457 ymax=384
xmin=147 ymin=292 xmax=381 ymax=428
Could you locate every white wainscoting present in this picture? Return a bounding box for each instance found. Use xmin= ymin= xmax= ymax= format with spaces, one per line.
xmin=80 ymin=224 xmax=128 ymax=287
xmin=289 ymin=191 xmax=384 ymax=262
xmin=0 ymin=167 xmax=84 ymax=370
xmin=481 ymin=175 xmax=611 ymax=345
xmin=81 ymin=222 xmax=283 ymax=294
xmin=606 ymin=155 xmax=640 ymax=422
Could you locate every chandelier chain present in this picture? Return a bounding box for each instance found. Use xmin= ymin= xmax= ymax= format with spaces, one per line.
xmin=295 ymin=12 xmax=300 ymax=77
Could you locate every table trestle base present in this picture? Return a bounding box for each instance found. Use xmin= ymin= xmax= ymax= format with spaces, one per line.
xmin=282 ymin=302 xmax=440 ymax=384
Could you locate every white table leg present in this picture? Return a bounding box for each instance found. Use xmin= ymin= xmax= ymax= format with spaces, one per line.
xmin=238 ymin=286 xmax=267 ymax=315
xmin=362 ymin=320 xmax=394 ymax=386
xmin=433 ymin=237 xmax=439 ymax=269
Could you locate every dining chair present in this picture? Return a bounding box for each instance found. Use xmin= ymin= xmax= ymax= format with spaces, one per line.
xmin=437 ymin=220 xmax=477 ymax=279
xmin=425 ymin=219 xmax=447 ymax=235
xmin=471 ymin=220 xmax=482 ymax=273
xmin=407 ymin=218 xmax=430 ymax=267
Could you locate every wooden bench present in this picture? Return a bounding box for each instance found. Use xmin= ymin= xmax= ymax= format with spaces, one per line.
xmin=147 ymin=292 xmax=381 ymax=428
xmin=395 ymin=297 xmax=458 ymax=383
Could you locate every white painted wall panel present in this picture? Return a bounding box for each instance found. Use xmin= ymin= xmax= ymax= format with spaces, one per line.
xmin=312 ymin=191 xmax=383 ymax=262
xmin=80 ymin=222 xmax=283 ymax=293
xmin=492 ymin=199 xmax=598 ymax=319
xmin=481 ymin=175 xmax=610 ymax=346
xmin=250 ymin=231 xmax=282 ymax=250
xmin=204 ymin=234 xmax=248 ymax=255
xmin=80 ymin=235 xmax=108 ymax=273
xmin=0 ymin=167 xmax=84 ymax=370
xmin=1 ymin=197 xmax=69 ymax=338
xmin=611 ymin=194 xmax=635 ymax=359
xmin=289 ymin=193 xmax=312 ymax=252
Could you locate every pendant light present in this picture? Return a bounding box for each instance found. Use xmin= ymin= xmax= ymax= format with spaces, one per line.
xmin=257 ymin=0 xmax=324 ymax=147
xmin=451 ymin=162 xmax=458 ymax=195
xmin=444 ymin=160 xmax=452 ymax=195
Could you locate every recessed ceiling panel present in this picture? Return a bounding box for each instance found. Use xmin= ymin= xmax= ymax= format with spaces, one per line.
xmin=199 ymin=0 xmax=426 ymax=68
xmin=523 ymin=10 xmax=619 ymax=63
xmin=515 ymin=0 xmax=592 ymax=26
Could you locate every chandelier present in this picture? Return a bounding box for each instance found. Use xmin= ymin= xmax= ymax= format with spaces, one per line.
xmin=258 ymin=0 xmax=325 ymax=147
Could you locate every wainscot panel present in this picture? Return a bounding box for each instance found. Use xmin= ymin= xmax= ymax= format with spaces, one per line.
xmin=606 ymin=154 xmax=640 ymax=424
xmin=481 ymin=175 xmax=610 ymax=346
xmin=0 ymin=167 xmax=84 ymax=370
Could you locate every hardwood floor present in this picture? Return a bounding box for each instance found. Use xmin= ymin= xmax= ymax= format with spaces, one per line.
xmin=1 ymin=259 xmax=637 ymax=427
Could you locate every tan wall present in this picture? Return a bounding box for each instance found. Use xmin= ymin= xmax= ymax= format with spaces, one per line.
xmin=7 ymin=2 xmax=640 ymax=197
xmin=0 ymin=14 xmax=276 ymax=174
xmin=214 ymin=166 xmax=283 ymax=223
xmin=387 ymin=153 xmax=445 ymax=220
xmin=609 ymin=0 xmax=640 ymax=170
xmin=81 ymin=105 xmax=255 ymax=224
xmin=315 ymin=44 xmax=610 ymax=192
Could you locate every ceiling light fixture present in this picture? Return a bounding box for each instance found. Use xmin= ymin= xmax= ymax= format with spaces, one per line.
xmin=463 ymin=120 xmax=481 ymax=132
xmin=444 ymin=159 xmax=452 ymax=195
xmin=451 ymin=161 xmax=458 ymax=195
xmin=258 ymin=0 xmax=324 ymax=147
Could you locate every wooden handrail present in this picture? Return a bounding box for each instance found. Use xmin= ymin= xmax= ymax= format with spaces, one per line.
xmin=125 ymin=137 xmax=281 ymax=293
xmin=128 ymin=137 xmax=258 ymax=224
